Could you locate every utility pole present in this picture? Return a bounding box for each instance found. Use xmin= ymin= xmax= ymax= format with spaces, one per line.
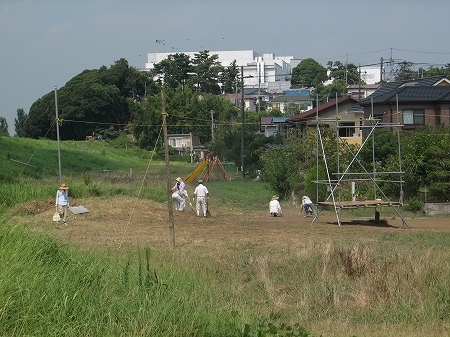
xmin=210 ymin=110 xmax=215 ymax=142
xmin=257 ymin=61 xmax=261 ymax=113
xmin=54 ymin=86 xmax=62 ymax=185
xmin=162 ymin=88 xmax=175 ymax=246
xmin=380 ymin=57 xmax=384 ymax=83
xmin=240 ymin=66 xmax=245 ymax=179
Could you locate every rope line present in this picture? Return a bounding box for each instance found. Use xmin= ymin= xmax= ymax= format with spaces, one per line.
xmin=117 ymin=123 xmax=164 ymax=250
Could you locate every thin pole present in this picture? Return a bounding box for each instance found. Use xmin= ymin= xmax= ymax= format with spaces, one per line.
xmin=371 ymin=97 xmax=376 ymax=199
xmin=240 ymin=66 xmax=245 ymax=179
xmin=396 ymin=94 xmax=406 ymax=227
xmin=162 ymin=88 xmax=175 ymax=246
xmin=54 ymin=86 xmax=62 ymax=185
xmin=316 ymin=93 xmax=319 ymax=204
xmin=258 ymin=62 xmax=261 ymax=113
xmin=336 ymin=93 xmax=340 ymax=210
xmin=211 ymin=110 xmax=214 ymax=142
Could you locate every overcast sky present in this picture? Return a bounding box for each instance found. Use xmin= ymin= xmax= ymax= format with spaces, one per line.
xmin=1 ymin=0 xmax=449 ymax=135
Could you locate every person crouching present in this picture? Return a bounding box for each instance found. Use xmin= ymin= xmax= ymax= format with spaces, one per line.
xmin=269 ymin=195 xmax=282 ymax=217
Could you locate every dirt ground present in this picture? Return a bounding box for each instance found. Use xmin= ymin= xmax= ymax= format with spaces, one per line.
xmin=9 ymin=196 xmax=450 ymax=253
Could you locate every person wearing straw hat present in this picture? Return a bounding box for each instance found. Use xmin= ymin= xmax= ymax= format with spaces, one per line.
xmin=171 ymin=177 xmax=188 ymax=212
xmin=269 ymin=195 xmax=282 ymax=217
xmin=55 ymin=183 xmax=70 ymax=224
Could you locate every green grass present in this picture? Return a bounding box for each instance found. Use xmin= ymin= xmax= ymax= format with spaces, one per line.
xmin=1 ymin=136 xmax=450 ymax=336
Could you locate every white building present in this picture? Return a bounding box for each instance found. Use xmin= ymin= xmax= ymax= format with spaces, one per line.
xmin=145 ymin=50 xmax=293 ymax=91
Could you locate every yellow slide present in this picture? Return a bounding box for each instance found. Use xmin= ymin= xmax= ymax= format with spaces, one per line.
xmin=184 ymin=160 xmax=208 ymax=183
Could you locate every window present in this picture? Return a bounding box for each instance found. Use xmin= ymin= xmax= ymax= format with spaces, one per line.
xmin=403 ymin=109 xmax=424 ymax=125
xmin=169 ymin=137 xmax=183 ymax=148
xmin=339 ymin=123 xmax=355 ymax=138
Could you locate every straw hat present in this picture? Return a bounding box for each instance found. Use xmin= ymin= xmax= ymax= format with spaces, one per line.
xmin=271 ymin=195 xmax=279 ymax=200
xmin=59 ymin=183 xmax=69 ymax=190
xmin=175 ymin=177 xmax=182 ymax=182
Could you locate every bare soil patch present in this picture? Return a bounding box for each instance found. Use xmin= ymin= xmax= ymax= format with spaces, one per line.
xmin=9 ymin=196 xmax=450 ymax=253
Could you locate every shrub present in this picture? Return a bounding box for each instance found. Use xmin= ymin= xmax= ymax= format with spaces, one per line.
xmin=404 ymin=197 xmax=423 ymax=212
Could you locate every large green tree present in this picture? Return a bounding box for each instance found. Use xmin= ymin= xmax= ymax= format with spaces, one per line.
xmin=191 ymin=51 xmax=224 ymax=94
xmin=23 ymin=59 xmax=154 ymax=140
xmin=291 ymin=58 xmax=327 ymax=88
xmin=327 ymin=60 xmax=361 ymax=85
xmin=152 ymin=53 xmax=194 ymax=89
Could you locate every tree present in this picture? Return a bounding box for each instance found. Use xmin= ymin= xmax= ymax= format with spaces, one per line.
xmin=23 ymin=59 xmax=154 ymax=140
xmin=191 ymin=51 xmax=224 ymax=94
xmin=0 ymin=117 xmax=9 ymax=136
xmin=291 ymin=58 xmax=327 ymax=88
xmin=14 ymin=108 xmax=27 ymax=137
xmin=152 ymin=53 xmax=194 ymax=89
xmin=221 ymin=60 xmax=239 ymax=94
xmin=394 ymin=61 xmax=417 ymax=81
xmin=327 ymin=60 xmax=361 ymax=85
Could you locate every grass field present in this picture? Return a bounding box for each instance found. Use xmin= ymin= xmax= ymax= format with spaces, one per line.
xmin=1 ymin=136 xmax=449 ymax=336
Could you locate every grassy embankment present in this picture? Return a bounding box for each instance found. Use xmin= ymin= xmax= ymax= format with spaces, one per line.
xmin=1 ymin=136 xmax=449 ymax=336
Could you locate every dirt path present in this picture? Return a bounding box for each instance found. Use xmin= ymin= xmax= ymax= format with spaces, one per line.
xmin=11 ymin=196 xmax=450 ymax=253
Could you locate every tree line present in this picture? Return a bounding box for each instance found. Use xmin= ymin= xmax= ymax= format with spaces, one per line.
xmin=4 ymin=54 xmax=450 ymax=203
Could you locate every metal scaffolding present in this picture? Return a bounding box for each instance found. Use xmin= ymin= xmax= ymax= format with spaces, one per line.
xmin=312 ymin=98 xmax=410 ymax=229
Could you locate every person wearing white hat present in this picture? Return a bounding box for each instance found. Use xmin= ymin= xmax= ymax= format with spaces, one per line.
xmin=55 ymin=183 xmax=70 ymax=224
xmin=302 ymin=195 xmax=317 ymax=218
xmin=194 ymin=179 xmax=209 ymax=217
xmin=171 ymin=177 xmax=188 ymax=211
xmin=269 ymin=195 xmax=282 ymax=217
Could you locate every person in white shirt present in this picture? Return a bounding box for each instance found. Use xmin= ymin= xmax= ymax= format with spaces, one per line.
xmin=269 ymin=195 xmax=282 ymax=217
xmin=55 ymin=183 xmax=70 ymax=224
xmin=171 ymin=177 xmax=188 ymax=211
xmin=193 ymin=180 xmax=209 ymax=217
xmin=302 ymin=195 xmax=318 ymax=218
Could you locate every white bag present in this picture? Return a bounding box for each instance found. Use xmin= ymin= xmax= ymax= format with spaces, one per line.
xmin=53 ymin=207 xmax=61 ymax=222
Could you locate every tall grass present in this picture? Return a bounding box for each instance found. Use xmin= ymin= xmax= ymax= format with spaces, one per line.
xmin=0 ymin=222 xmax=317 ymax=336
xmin=2 ymin=137 xmax=450 ymax=336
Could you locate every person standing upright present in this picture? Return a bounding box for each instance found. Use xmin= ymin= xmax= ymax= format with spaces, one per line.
xmin=194 ymin=179 xmax=209 ymax=217
xmin=55 ymin=183 xmax=70 ymax=224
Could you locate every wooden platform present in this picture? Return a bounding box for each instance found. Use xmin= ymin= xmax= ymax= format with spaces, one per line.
xmin=318 ymin=200 xmax=402 ymax=209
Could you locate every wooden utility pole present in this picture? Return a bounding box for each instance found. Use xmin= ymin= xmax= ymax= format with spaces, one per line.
xmin=240 ymin=66 xmax=245 ymax=179
xmin=54 ymin=86 xmax=62 ymax=185
xmin=162 ymin=89 xmax=175 ymax=246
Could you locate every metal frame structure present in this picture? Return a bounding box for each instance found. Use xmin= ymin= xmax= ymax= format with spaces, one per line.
xmin=312 ymin=97 xmax=410 ymax=229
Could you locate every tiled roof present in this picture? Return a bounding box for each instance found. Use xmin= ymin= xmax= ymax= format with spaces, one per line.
xmin=287 ymin=96 xmax=357 ymax=121
xmin=360 ymin=75 xmax=450 ymax=105
xmin=360 ymin=86 xmax=450 ymax=105
xmin=270 ymin=93 xmax=312 ymax=103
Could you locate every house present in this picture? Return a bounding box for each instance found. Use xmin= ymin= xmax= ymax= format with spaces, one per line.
xmin=347 ymin=84 xmax=380 ymax=101
xmin=167 ymin=133 xmax=204 ymax=156
xmin=287 ymin=96 xmax=364 ymax=145
xmin=268 ymin=90 xmax=313 ymax=113
xmin=260 ymin=116 xmax=294 ymax=137
xmin=360 ymin=75 xmax=450 ymax=132
xmin=223 ymin=93 xmax=258 ymax=111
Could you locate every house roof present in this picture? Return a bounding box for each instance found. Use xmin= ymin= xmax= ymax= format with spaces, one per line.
xmin=270 ymin=93 xmax=312 ymax=103
xmin=360 ymin=75 xmax=450 ymax=106
xmin=287 ymin=95 xmax=357 ymax=122
xmin=244 ymin=88 xmax=271 ymax=96
xmin=261 ymin=116 xmax=294 ymax=125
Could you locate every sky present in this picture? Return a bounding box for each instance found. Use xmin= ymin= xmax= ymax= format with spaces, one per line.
xmin=1 ymin=0 xmax=450 ymax=135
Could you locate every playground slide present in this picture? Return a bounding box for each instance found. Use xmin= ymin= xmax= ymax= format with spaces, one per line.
xmin=184 ymin=160 xmax=208 ymax=183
